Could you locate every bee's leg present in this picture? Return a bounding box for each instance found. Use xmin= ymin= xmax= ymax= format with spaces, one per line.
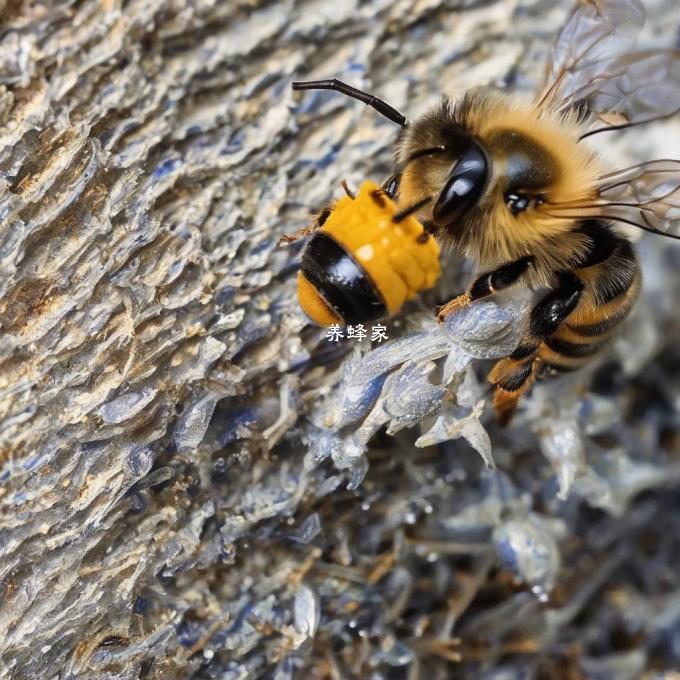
xmin=382 ymin=173 xmax=401 ymax=198
xmin=278 ymin=205 xmax=333 ymax=246
xmin=436 ymin=255 xmax=534 ymax=322
xmin=488 ymin=271 xmax=584 ymax=425
xmin=488 ymin=350 xmax=540 ymax=426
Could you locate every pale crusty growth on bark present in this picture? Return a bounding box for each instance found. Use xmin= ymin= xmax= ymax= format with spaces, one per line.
xmin=0 ymin=1 xmax=679 ymax=679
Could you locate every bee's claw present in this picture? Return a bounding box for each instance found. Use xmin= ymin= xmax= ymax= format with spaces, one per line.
xmin=279 ymin=226 xmax=317 ymax=246
xmin=436 ymin=292 xmax=473 ymax=322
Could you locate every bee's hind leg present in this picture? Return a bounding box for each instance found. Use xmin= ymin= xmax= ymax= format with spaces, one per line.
xmin=436 ymin=255 xmax=534 ymax=322
xmin=488 ymin=271 xmax=585 ymax=425
xmin=489 ymin=354 xmax=540 ymax=426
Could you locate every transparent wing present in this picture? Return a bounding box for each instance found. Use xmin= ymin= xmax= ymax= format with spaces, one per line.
xmin=536 ymin=0 xmax=645 ymax=111
xmin=544 ymin=160 xmax=680 ymax=239
xmin=583 ymin=50 xmax=680 ymax=129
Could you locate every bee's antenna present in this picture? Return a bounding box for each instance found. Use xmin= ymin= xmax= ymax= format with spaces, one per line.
xmin=393 ymin=196 xmax=432 ymax=223
xmin=340 ymin=179 xmax=355 ymax=199
xmin=292 ymin=79 xmax=407 ymax=127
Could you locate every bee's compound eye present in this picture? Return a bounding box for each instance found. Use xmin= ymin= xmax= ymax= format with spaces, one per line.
xmin=432 ymin=139 xmax=488 ymax=227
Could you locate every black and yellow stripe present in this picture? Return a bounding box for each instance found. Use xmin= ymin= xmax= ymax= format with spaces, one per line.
xmin=539 ymin=223 xmax=639 ymax=373
xmin=300 ymin=233 xmax=387 ymax=324
xmin=488 ymin=220 xmax=640 ymax=423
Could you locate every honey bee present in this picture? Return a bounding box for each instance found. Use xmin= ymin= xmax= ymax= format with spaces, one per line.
xmin=286 ymin=0 xmax=680 ymax=423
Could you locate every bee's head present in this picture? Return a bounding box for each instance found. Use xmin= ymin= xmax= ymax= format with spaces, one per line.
xmin=396 ymin=109 xmax=492 ymax=235
xmin=290 ymin=80 xmax=491 ymax=232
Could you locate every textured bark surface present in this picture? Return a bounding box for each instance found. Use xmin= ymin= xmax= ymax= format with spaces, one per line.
xmin=0 ymin=1 xmax=679 ymax=679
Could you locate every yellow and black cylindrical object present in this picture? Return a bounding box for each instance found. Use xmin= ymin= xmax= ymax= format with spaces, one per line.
xmin=297 ymin=180 xmax=441 ymax=326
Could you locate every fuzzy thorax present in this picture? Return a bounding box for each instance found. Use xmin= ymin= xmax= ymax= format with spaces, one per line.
xmin=396 ymin=88 xmax=602 ymax=287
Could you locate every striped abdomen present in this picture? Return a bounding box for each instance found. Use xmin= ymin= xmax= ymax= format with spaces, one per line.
xmin=538 ymin=223 xmax=640 ymax=374
xmin=489 ymin=221 xmax=639 ymax=423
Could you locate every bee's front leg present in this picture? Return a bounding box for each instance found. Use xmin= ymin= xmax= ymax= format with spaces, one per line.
xmin=436 ymin=255 xmax=534 ymax=322
xmin=382 ymin=172 xmax=401 ymax=198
